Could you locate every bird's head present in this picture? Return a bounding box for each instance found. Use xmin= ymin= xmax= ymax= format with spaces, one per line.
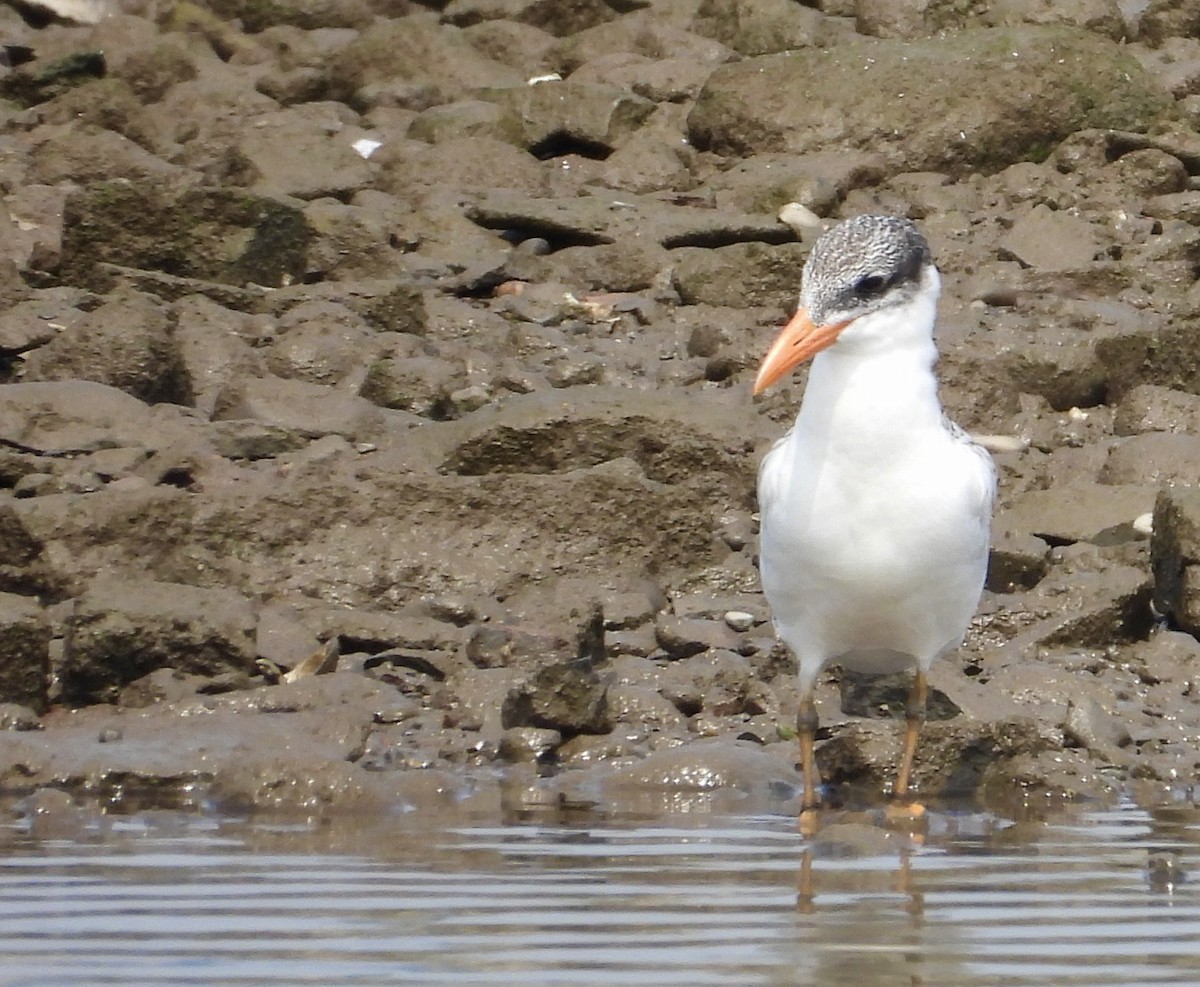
xmin=753 ymin=215 xmax=935 ymax=395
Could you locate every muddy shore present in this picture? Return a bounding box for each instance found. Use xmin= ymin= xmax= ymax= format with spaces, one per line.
xmin=2 ymin=0 xmax=1200 ymax=827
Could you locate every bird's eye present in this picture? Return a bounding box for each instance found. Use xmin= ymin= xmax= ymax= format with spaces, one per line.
xmin=854 ymin=273 xmax=888 ymax=296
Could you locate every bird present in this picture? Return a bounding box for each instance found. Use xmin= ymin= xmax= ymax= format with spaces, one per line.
xmin=753 ymin=214 xmax=995 ymax=823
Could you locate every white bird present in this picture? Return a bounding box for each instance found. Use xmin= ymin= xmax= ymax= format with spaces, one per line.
xmin=753 ymin=215 xmax=995 ymax=821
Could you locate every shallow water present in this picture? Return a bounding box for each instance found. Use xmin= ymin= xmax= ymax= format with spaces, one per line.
xmin=1 ymin=796 xmax=1198 ymax=987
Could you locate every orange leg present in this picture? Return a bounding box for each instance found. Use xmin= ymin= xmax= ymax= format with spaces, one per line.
xmin=797 ymin=694 xmax=822 ymax=833
xmin=887 ymin=669 xmax=928 ymax=821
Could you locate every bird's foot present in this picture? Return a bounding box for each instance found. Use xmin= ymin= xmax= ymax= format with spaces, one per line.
xmin=798 ymin=805 xmax=822 ymax=837
xmin=884 ymin=799 xmax=927 ymax=828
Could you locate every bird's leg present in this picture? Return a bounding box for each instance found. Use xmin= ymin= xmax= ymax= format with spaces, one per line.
xmin=888 ymin=669 xmax=927 ymax=820
xmin=797 ymin=693 xmax=822 ymax=833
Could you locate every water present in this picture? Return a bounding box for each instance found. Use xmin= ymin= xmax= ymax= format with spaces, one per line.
xmin=0 ymin=797 xmax=1197 ymax=987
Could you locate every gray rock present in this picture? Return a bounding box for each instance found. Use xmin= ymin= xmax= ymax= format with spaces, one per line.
xmin=0 ymin=593 xmax=50 ymax=713
xmin=498 ymin=726 xmax=561 ymax=762
xmin=491 ymin=80 xmax=655 ymax=157
xmin=465 ymin=188 xmax=796 ymax=252
xmin=329 ymin=14 xmax=520 ymax=106
xmin=62 ymin=579 xmax=258 ymax=705
xmin=987 ymin=531 xmax=1051 ymax=593
xmin=501 ymin=662 xmax=612 ymax=736
xmin=687 ymin=26 xmax=1169 ymax=174
xmin=234 ymin=104 xmax=375 ymax=201
xmin=57 ymin=182 xmax=312 ymax=292
xmin=20 ymin=289 xmax=192 ymax=405
xmin=1063 ymin=696 xmax=1132 ymax=751
xmin=264 ymin=301 xmax=378 ymax=387
xmin=815 ymin=717 xmax=1048 ymax=799
xmin=692 ymin=0 xmax=826 ymax=55
xmin=999 ymin=206 xmax=1104 ymax=272
xmin=435 ymin=385 xmax=773 ymax=504
xmin=996 ymin=483 xmax=1156 ymax=545
xmin=1152 ymin=487 xmax=1200 ymax=636
xmin=655 ymin=616 xmax=740 ymax=659
xmin=671 ymin=242 xmax=809 ymax=310
xmin=1100 ymin=433 xmax=1200 ymax=487
xmin=602 ymin=739 xmax=800 ymax=794
xmin=0 ymin=380 xmax=157 ymax=455
xmin=212 ymin=374 xmax=412 ymax=443
xmin=1114 ymin=384 xmax=1200 ymax=435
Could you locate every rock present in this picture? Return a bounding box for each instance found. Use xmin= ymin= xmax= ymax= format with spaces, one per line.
xmin=857 ymin=0 xmax=1127 ymax=39
xmin=601 ymin=739 xmax=800 ymax=795
xmin=231 ymin=104 xmax=375 ymax=200
xmin=691 ymin=0 xmax=826 ymax=56
xmin=999 ymin=205 xmax=1104 ymax=271
xmin=435 ymin=386 xmax=773 ymax=505
xmin=328 ymin=13 xmax=520 ymax=107
xmin=117 ymin=667 xmax=221 ymax=709
xmin=996 ymin=483 xmax=1157 ymax=545
xmin=0 ymin=380 xmax=162 ymax=455
xmin=1063 ymin=697 xmax=1132 ymax=751
xmin=465 ymin=189 xmax=796 ymax=253
xmin=501 ymin=661 xmax=612 ymax=736
xmin=1100 ymin=433 xmax=1200 ymax=487
xmin=1151 ymin=487 xmax=1200 ymax=636
xmin=687 ymin=27 xmax=1169 ymax=174
xmin=490 ymin=80 xmax=655 ymax=157
xmin=255 ymin=603 xmax=322 ymax=670
xmin=264 ymin=301 xmax=378 ymax=386
xmin=654 ymin=616 xmax=740 ymax=659
xmin=0 ymin=593 xmax=50 ymax=713
xmin=360 ymin=353 xmax=463 ymax=418
xmin=465 ymin=623 xmax=579 ymax=673
xmin=62 ymin=579 xmax=258 ymax=705
xmin=0 ymin=703 xmax=41 ymax=731
xmin=445 ymin=0 xmax=618 ymax=37
xmin=57 ymin=182 xmax=312 ymax=292
xmin=498 ymin=725 xmax=561 ymax=762
xmin=1114 ymin=384 xmax=1200 ymax=435
xmin=0 ymin=50 xmax=107 ymax=107
xmin=20 ymin=289 xmax=192 ymax=405
xmin=658 ymin=650 xmax=774 ymax=717
xmin=987 ymin=531 xmax=1051 ymax=592
xmin=707 ymin=150 xmax=886 ymax=217
xmin=671 ymin=242 xmax=809 ymax=310
xmin=211 ymin=374 xmax=411 ymax=443
xmin=816 ymin=717 xmax=1048 ymax=799
xmin=606 ymin=684 xmax=686 ymax=731
xmin=198 ymin=0 xmax=374 ymax=32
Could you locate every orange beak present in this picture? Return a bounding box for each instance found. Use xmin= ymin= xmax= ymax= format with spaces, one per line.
xmin=752 ymin=308 xmax=852 ymax=395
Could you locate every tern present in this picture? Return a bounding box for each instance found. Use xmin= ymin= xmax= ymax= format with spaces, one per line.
xmin=753 ymin=215 xmax=995 ymax=821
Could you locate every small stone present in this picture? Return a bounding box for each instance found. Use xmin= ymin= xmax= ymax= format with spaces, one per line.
xmin=723 ymin=610 xmax=755 ymax=632
xmin=498 ymin=726 xmax=562 ymax=762
xmin=655 ymin=616 xmax=740 ymax=659
xmin=1063 ymin=697 xmax=1132 ymax=751
xmin=97 ymin=726 xmax=122 ymax=743
xmin=0 ymin=702 xmax=40 ymax=730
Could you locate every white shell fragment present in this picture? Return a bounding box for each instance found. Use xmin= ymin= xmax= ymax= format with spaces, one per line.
xmin=352 ymin=137 xmax=383 ymax=159
xmin=1133 ymin=512 xmax=1154 ymax=537
xmin=971 ymin=433 xmax=1031 ymax=454
xmin=527 ymin=73 xmax=562 ymax=86
xmin=777 ymin=202 xmax=822 ymax=240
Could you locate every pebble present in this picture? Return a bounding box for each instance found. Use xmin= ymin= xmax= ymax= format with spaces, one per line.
xmin=723 ymin=610 xmax=755 ymax=632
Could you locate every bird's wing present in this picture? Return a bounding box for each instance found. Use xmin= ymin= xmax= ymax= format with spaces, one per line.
xmin=947 ymin=416 xmax=998 ymax=529
xmin=755 ymin=428 xmax=794 ymax=518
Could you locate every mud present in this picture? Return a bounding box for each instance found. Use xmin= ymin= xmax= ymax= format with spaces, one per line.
xmin=2 ymin=0 xmax=1200 ymax=824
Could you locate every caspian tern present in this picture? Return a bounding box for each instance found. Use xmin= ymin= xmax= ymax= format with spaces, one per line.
xmin=753 ymin=215 xmax=995 ymax=820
